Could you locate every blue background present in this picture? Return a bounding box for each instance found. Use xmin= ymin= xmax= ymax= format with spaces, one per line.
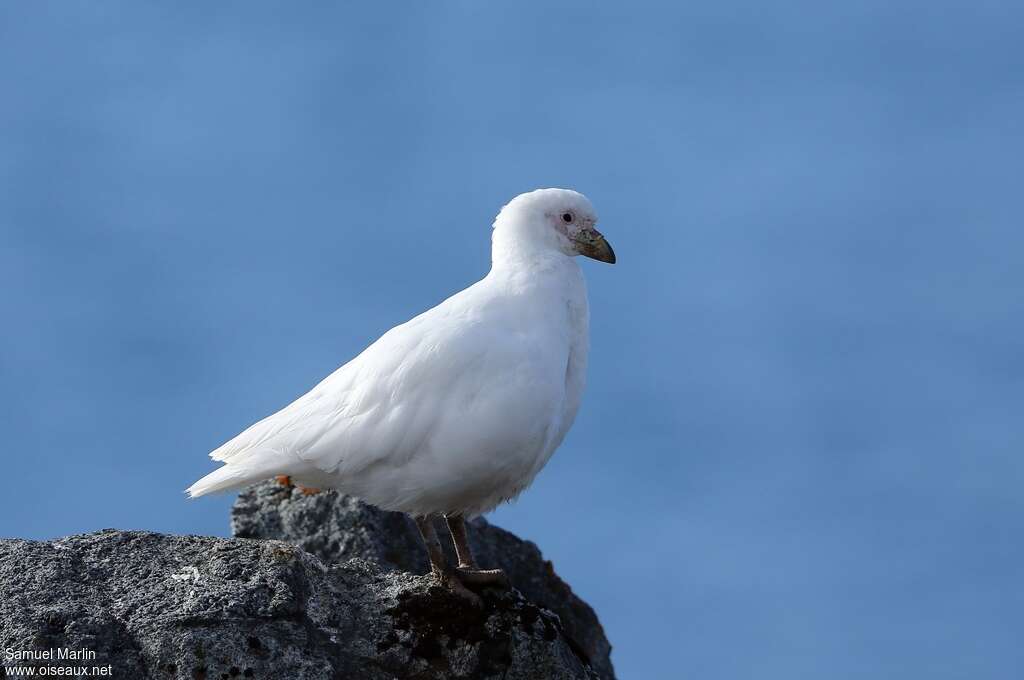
xmin=2 ymin=2 xmax=1022 ymax=678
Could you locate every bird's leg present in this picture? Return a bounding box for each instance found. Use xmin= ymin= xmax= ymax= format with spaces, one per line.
xmin=446 ymin=514 xmax=478 ymax=568
xmin=445 ymin=515 xmax=510 ymax=588
xmin=414 ymin=515 xmax=482 ymax=606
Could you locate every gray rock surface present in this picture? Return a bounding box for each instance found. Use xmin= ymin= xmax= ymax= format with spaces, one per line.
xmin=0 ymin=483 xmax=615 ymax=680
xmin=232 ymin=482 xmax=614 ymax=680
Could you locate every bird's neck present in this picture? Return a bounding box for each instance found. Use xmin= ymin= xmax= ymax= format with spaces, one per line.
xmin=488 ymin=244 xmax=584 ymax=302
xmin=490 ymin=225 xmax=572 ymax=277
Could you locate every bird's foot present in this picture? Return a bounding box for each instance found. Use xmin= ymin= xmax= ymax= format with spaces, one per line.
xmin=434 ymin=570 xmax=483 ymax=608
xmin=455 ymin=566 xmax=510 ymax=589
xmin=275 ymin=475 xmax=293 ymax=487
xmin=298 ymin=486 xmax=321 ymax=495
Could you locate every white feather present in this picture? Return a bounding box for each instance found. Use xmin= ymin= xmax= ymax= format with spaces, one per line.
xmin=187 ymin=188 xmax=598 ymax=517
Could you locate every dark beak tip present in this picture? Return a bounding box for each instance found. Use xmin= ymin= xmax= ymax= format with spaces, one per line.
xmin=601 ymin=241 xmax=616 ymax=264
xmin=578 ymin=233 xmax=616 ymax=264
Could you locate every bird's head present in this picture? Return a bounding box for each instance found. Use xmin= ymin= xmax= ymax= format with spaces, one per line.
xmin=492 ymin=188 xmax=616 ymax=265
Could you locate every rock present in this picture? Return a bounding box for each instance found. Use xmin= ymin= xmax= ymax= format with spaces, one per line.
xmin=232 ymin=481 xmax=615 ymax=680
xmin=0 ymin=485 xmax=615 ymax=680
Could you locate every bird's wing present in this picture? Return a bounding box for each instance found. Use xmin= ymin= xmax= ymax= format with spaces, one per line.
xmin=205 ymin=315 xmax=433 ymax=468
xmin=207 ymin=285 xmax=475 ymax=466
xmin=202 ymin=281 xmax=557 ymax=491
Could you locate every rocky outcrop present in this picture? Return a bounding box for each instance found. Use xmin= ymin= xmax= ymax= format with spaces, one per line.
xmin=0 ymin=483 xmax=614 ymax=680
xmin=233 ymin=482 xmax=614 ymax=679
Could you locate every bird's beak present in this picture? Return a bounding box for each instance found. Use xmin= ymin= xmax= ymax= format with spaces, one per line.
xmin=575 ymin=227 xmax=616 ymax=264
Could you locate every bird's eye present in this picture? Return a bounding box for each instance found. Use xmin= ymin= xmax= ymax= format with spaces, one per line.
xmin=561 ymin=212 xmax=573 ymax=223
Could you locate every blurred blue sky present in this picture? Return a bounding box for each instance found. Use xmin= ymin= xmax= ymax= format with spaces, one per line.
xmin=1 ymin=2 xmax=1022 ymax=678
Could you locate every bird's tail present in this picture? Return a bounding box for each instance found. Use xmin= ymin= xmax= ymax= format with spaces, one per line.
xmin=187 ymin=447 xmax=318 ymax=498
xmin=186 ymin=465 xmax=251 ymax=498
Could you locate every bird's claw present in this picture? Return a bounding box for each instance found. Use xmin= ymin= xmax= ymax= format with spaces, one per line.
xmin=436 ymin=571 xmax=483 ymax=608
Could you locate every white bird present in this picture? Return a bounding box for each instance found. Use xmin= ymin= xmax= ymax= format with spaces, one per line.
xmin=188 ymin=188 xmax=615 ymax=601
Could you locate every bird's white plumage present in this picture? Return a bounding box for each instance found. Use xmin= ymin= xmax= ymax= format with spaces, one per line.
xmin=187 ymin=188 xmax=601 ymax=517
